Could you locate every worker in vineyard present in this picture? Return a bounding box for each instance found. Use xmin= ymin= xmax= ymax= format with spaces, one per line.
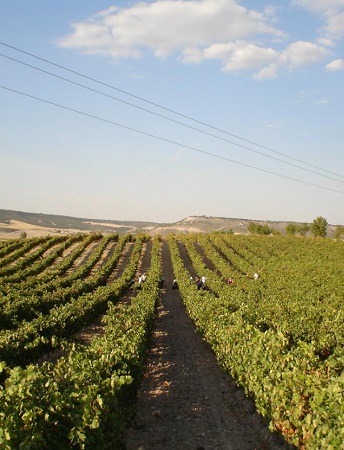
xmin=137 ymin=274 xmax=144 ymax=289
xmin=172 ymin=278 xmax=178 ymax=289
xmin=227 ymin=277 xmax=234 ymax=285
xmin=195 ymin=277 xmax=204 ymax=290
xmin=253 ymin=272 xmax=260 ymax=281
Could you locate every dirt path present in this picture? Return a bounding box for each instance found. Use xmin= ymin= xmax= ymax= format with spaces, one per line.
xmin=123 ymin=241 xmax=294 ymax=450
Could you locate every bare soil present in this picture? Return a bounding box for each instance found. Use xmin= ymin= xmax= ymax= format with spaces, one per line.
xmin=123 ymin=241 xmax=295 ymax=450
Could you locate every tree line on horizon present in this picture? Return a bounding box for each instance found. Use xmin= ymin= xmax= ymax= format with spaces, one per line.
xmin=248 ymin=216 xmax=344 ymax=239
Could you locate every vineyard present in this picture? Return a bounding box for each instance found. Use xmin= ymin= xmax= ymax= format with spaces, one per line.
xmin=0 ymin=232 xmax=343 ymax=449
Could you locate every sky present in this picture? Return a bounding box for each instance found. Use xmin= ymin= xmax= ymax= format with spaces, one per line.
xmin=1 ymin=0 xmax=344 ymax=225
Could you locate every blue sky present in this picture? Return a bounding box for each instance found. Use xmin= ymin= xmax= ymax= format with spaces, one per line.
xmin=1 ymin=0 xmax=344 ymax=224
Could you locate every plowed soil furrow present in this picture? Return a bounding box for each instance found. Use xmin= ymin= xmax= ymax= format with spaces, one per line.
xmin=123 ymin=240 xmax=294 ymax=450
xmin=107 ymin=242 xmax=134 ymax=282
xmin=135 ymin=240 xmax=152 ymax=280
xmin=193 ymin=241 xmax=222 ymax=275
xmin=176 ymin=240 xmax=198 ymax=280
xmin=64 ymin=240 xmax=100 ymax=275
xmin=89 ymin=240 xmax=118 ymax=276
xmin=75 ymin=241 xmax=153 ymax=346
xmin=48 ymin=240 xmax=84 ymax=270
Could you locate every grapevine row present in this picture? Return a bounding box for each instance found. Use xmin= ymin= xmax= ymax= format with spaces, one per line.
xmin=0 ymin=236 xmax=162 ymax=449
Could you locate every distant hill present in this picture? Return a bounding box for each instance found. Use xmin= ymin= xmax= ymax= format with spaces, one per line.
xmin=0 ymin=209 xmax=159 ymax=238
xmin=0 ymin=209 xmax=339 ymax=239
xmin=151 ymin=215 xmax=284 ymax=235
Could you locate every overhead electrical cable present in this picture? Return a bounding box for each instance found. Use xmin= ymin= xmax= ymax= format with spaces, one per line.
xmin=1 ymin=41 xmax=343 ymax=181
xmin=1 ymin=84 xmax=343 ymax=196
xmin=1 ymin=51 xmax=343 ymax=186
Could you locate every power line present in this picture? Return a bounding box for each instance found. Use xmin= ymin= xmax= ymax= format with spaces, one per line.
xmin=1 ymin=41 xmax=343 ymax=182
xmin=1 ymin=51 xmax=344 ymax=187
xmin=1 ymin=84 xmax=343 ymax=196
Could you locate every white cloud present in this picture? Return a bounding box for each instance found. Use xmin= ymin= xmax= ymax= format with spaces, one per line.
xmin=314 ymin=98 xmax=329 ymax=104
xmin=182 ymin=40 xmax=330 ymax=77
xmin=326 ymin=58 xmax=344 ymax=70
xmin=59 ymin=0 xmax=283 ymax=59
xmin=279 ymin=41 xmax=331 ymax=67
xmin=294 ymin=0 xmax=344 ymax=13
xmin=264 ymin=120 xmax=285 ymax=128
xmin=202 ymin=41 xmax=278 ymax=71
xmin=298 ymin=89 xmax=316 ymax=100
xmin=263 ymin=5 xmax=279 ymax=22
xmin=254 ymin=41 xmax=330 ymax=80
xmin=58 ymin=0 xmax=338 ymax=78
xmin=295 ymin=89 xmax=329 ymax=105
xmin=316 ymin=37 xmax=335 ymax=47
xmin=294 ymin=0 xmax=344 ymax=40
xmin=254 ymin=63 xmax=278 ymax=80
xmin=180 ymin=47 xmax=204 ymax=64
xmin=324 ymin=11 xmax=344 ymax=40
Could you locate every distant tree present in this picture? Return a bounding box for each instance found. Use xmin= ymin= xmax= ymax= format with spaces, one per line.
xmin=311 ymin=216 xmax=328 ymax=237
xmin=261 ymin=224 xmax=272 ymax=235
xmin=334 ymin=225 xmax=344 ymax=239
xmin=248 ymin=222 xmax=273 ymax=235
xmin=213 ymin=229 xmax=234 ymax=235
xmin=298 ymin=223 xmax=310 ymax=237
xmin=286 ymin=223 xmax=297 ymax=236
xmin=248 ymin=222 xmax=259 ymax=234
xmin=20 ymin=231 xmax=27 ymax=239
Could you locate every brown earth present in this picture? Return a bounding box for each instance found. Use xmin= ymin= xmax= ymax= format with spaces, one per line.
xmin=123 ymin=241 xmax=296 ymax=450
xmin=0 ymin=220 xmax=86 ymax=239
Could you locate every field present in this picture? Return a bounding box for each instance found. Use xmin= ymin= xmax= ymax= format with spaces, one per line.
xmin=0 ymin=232 xmax=343 ymax=449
